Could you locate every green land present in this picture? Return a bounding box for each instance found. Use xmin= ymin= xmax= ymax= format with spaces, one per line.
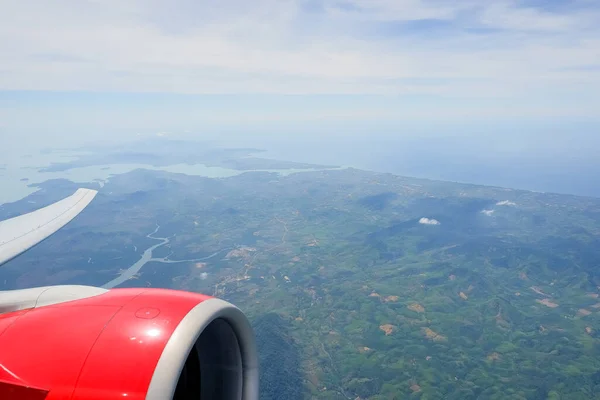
xmin=2 ymin=165 xmax=600 ymax=399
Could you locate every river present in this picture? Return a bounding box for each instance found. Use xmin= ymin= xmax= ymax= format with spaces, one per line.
xmin=102 ymin=224 xmax=227 ymax=289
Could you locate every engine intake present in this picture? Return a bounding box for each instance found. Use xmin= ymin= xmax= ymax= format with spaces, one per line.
xmin=147 ymin=298 xmax=259 ymax=400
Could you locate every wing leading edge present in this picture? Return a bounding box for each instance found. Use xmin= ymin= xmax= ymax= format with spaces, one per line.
xmin=0 ymin=188 xmax=98 ymax=266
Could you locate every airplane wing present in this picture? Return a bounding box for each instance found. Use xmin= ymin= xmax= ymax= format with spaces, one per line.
xmin=0 ymin=188 xmax=98 ymax=266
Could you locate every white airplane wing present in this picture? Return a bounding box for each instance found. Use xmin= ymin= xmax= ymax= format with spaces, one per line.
xmin=0 ymin=188 xmax=98 ymax=266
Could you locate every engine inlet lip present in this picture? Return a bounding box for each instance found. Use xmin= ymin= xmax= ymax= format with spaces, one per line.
xmin=146 ymin=298 xmax=259 ymax=400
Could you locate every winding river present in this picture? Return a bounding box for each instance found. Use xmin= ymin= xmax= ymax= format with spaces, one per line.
xmin=102 ymin=224 xmax=227 ymax=289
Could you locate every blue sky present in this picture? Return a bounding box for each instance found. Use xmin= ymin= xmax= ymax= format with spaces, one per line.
xmin=0 ymin=0 xmax=599 ymax=147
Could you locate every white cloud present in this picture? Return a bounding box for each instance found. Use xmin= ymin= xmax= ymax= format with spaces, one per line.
xmin=419 ymin=217 xmax=440 ymax=225
xmin=0 ymin=0 xmax=598 ymax=114
xmin=496 ymin=200 xmax=516 ymax=206
xmin=479 ymin=2 xmax=582 ymax=31
xmin=200 ymin=272 xmax=208 ymax=280
xmin=481 ymin=209 xmax=495 ymax=216
xmin=324 ymin=0 xmax=463 ymax=21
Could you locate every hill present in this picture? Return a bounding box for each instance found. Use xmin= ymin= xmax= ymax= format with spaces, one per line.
xmin=2 ymin=167 xmax=600 ymax=399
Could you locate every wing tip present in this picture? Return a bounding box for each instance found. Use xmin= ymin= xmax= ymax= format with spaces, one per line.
xmin=75 ymin=188 xmax=99 ymax=196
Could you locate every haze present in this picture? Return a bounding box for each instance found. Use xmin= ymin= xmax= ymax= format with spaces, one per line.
xmin=1 ymin=0 xmax=599 ymax=196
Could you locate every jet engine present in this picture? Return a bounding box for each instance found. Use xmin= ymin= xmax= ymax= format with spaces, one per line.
xmin=0 ymin=286 xmax=259 ymax=400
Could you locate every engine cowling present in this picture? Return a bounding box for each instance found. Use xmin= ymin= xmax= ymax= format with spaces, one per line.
xmin=0 ymin=287 xmax=259 ymax=399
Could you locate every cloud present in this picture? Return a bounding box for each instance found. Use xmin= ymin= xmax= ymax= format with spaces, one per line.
xmin=419 ymin=217 xmax=440 ymax=225
xmin=0 ymin=0 xmax=598 ymax=114
xmin=200 ymin=272 xmax=209 ymax=280
xmin=481 ymin=209 xmax=495 ymax=216
xmin=496 ymin=200 xmax=516 ymax=206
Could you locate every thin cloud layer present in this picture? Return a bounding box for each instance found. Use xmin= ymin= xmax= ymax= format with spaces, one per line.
xmin=481 ymin=209 xmax=495 ymax=216
xmin=0 ymin=0 xmax=598 ymax=113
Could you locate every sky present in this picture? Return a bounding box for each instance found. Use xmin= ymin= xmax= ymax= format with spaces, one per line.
xmin=1 ymin=1 xmax=599 ymax=111
xmin=0 ymin=0 xmax=599 ymax=195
